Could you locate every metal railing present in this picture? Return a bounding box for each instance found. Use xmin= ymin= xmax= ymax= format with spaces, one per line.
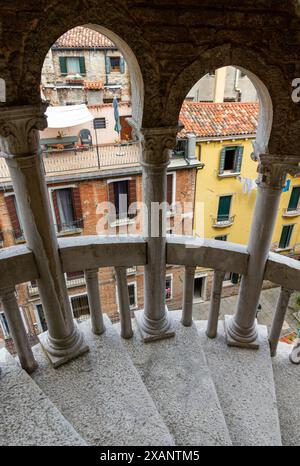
xmin=0 ymin=142 xmax=140 ymax=181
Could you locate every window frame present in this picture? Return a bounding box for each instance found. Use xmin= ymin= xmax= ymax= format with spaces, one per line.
xmin=127 ymin=281 xmax=138 ymax=310
xmin=287 ymin=186 xmax=300 ymax=211
xmin=0 ymin=312 xmax=10 ymax=339
xmin=69 ymin=292 xmax=90 ymax=319
xmin=217 ymin=195 xmax=232 ymax=222
xmin=218 ymin=145 xmax=244 ymax=177
xmin=48 ymin=185 xmax=79 ymax=234
xmin=278 ymin=224 xmax=295 ymax=249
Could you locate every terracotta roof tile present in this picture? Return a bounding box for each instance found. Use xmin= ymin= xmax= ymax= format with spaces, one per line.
xmin=84 ymin=80 xmax=104 ymax=90
xmin=53 ymin=26 xmax=115 ymax=49
xmin=179 ymin=101 xmax=259 ymax=139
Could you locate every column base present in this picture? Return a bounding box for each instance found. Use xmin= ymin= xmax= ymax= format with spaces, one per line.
xmin=290 ymin=339 xmax=300 ymax=364
xmin=224 ymin=315 xmax=260 ymax=349
xmin=134 ymin=307 xmax=175 ymax=343
xmin=38 ymin=321 xmax=89 ymax=368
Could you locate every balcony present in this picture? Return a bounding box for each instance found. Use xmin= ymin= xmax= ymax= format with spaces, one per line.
xmin=282 ymin=207 xmax=300 ymax=217
xmin=212 ymin=215 xmax=235 ymax=228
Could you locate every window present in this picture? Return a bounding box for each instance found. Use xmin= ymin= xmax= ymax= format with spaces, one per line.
xmin=215 ymin=235 xmax=227 ymax=241
xmin=167 ymin=173 xmax=175 ymax=209
xmin=217 ymin=195 xmax=232 ymax=222
xmin=71 ymin=294 xmax=90 ymax=320
xmin=288 ymin=187 xmax=300 ymax=211
xmin=108 ymin=179 xmax=137 ymax=220
xmin=219 ymin=146 xmax=243 ymax=174
xmin=59 ymin=56 xmax=86 ymax=75
xmin=279 ymin=225 xmax=294 ymax=249
xmin=4 ymin=194 xmax=24 ymax=241
xmin=165 ymin=276 xmax=173 ymax=300
xmin=93 ymin=117 xmax=106 ymax=129
xmin=128 ymin=283 xmax=137 ymax=309
xmin=51 ymin=187 xmax=83 ymax=232
xmin=0 ymin=312 xmax=10 ymax=338
xmin=110 ymin=57 xmax=120 ymax=71
xmin=36 ymin=304 xmax=47 ymax=332
xmin=223 ymin=272 xmax=239 ymax=285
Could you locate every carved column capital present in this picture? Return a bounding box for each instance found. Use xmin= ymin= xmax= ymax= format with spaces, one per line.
xmin=0 ymin=103 xmax=48 ymax=157
xmin=139 ymin=126 xmax=179 ymax=167
xmin=256 ymin=153 xmax=300 ymax=189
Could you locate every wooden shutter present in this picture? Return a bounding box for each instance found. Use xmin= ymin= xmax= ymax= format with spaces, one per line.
xmin=4 ymin=195 xmax=22 ymax=240
xmin=51 ymin=190 xmax=62 ymax=232
xmin=288 ymin=187 xmax=300 ymax=210
xmin=59 ymin=57 xmax=67 ymax=75
xmin=217 ymin=195 xmax=231 ymax=221
xmin=128 ymin=179 xmax=137 ymax=218
xmin=105 ymin=56 xmax=111 ymax=74
xmin=79 ymin=57 xmax=86 ymax=75
xmin=279 ymin=225 xmax=294 ymax=248
xmin=167 ymin=174 xmax=173 ymax=206
xmin=71 ymin=186 xmax=83 ymax=229
xmin=108 ymin=181 xmax=116 ymax=220
xmin=120 ymin=57 xmax=125 ymax=74
xmin=219 ymin=147 xmax=226 ymax=174
xmin=234 ymin=146 xmax=244 ymax=173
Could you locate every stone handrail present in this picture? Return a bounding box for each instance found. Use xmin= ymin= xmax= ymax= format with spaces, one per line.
xmin=1 ymin=235 xmax=299 ymax=371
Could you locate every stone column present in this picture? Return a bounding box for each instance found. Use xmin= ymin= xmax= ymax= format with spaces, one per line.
xmin=225 ymin=154 xmax=300 ymax=348
xmin=134 ymin=126 xmax=178 ymax=341
xmin=0 ymin=104 xmax=88 ymax=367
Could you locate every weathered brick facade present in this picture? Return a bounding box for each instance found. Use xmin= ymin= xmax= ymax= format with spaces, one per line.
xmin=0 ymin=167 xmax=194 ymax=346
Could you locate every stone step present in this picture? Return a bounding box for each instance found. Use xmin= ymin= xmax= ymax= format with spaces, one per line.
xmin=196 ymin=320 xmax=282 ymax=446
xmin=272 ymin=342 xmax=300 ymax=446
xmin=118 ymin=311 xmax=232 ymax=446
xmin=0 ymin=348 xmax=86 ymax=446
xmin=31 ymin=315 xmax=174 ymax=446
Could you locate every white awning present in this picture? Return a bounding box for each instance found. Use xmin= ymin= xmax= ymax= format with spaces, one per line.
xmin=45 ymin=104 xmax=94 ymax=128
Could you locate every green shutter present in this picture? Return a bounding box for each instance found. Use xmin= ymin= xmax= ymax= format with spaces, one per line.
xmin=105 ymin=56 xmax=111 ymax=74
xmin=120 ymin=57 xmax=125 ymax=73
xmin=288 ymin=186 xmax=300 ymax=210
xmin=219 ymin=147 xmax=226 ymax=174
xmin=217 ymin=195 xmax=231 ymax=221
xmin=279 ymin=225 xmax=294 ymax=248
xmin=59 ymin=57 xmax=67 ymax=75
xmin=234 ymin=146 xmax=244 ymax=173
xmin=79 ymin=57 xmax=86 ymax=75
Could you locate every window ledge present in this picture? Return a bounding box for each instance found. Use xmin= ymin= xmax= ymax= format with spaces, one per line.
xmin=57 ymin=228 xmax=83 ymax=237
xmin=274 ymin=247 xmax=293 ymax=253
xmin=222 ymin=281 xmax=234 ymax=288
xmin=282 ymin=209 xmax=300 ymax=218
xmin=110 ymin=218 xmax=135 ymax=228
xmin=218 ymin=171 xmax=241 ymax=178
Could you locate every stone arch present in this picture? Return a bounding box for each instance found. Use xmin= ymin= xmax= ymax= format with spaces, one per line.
xmin=163 ymin=47 xmax=278 ymax=158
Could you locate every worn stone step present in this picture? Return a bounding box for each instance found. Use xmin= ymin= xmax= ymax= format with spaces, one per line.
xmin=118 ymin=311 xmax=232 ymax=446
xmin=272 ymin=342 xmax=300 ymax=446
xmin=196 ymin=320 xmax=282 ymax=446
xmin=31 ymin=315 xmax=174 ymax=446
xmin=0 ymin=348 xmax=86 ymax=446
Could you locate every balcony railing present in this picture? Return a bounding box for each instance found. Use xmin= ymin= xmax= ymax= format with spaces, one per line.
xmin=0 ymin=142 xmax=140 ymax=181
xmin=0 ymin=235 xmax=299 ymax=374
xmin=212 ymin=215 xmax=235 ymax=228
xmin=282 ymin=207 xmax=300 ymax=217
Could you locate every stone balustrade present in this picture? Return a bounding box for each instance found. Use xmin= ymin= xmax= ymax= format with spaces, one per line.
xmin=0 ymin=234 xmax=299 ymax=374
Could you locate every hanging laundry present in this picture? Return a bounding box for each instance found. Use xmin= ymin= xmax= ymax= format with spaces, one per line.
xmin=282 ymin=179 xmax=290 ymax=192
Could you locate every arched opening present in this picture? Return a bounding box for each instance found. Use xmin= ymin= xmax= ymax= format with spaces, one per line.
xmin=173 ymin=65 xmax=277 ymax=309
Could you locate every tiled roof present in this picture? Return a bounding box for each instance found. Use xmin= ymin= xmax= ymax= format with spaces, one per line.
xmin=84 ymin=80 xmax=104 ymax=90
xmin=179 ymin=101 xmax=259 ymax=139
xmin=53 ymin=26 xmax=115 ymax=49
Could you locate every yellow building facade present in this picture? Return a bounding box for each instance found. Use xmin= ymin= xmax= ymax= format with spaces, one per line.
xmin=179 ymin=101 xmax=300 ymax=301
xmin=194 ymin=137 xmax=300 ymax=254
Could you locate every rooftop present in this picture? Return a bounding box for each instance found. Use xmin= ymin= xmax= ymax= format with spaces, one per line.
xmin=179 ymin=101 xmax=259 ymax=139
xmin=53 ymin=26 xmax=115 ymax=49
